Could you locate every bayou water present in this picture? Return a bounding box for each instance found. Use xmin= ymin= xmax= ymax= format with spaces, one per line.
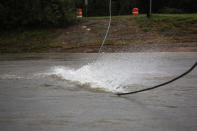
xmin=0 ymin=53 xmax=197 ymax=131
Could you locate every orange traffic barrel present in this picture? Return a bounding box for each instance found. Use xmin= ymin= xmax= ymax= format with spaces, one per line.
xmin=132 ymin=8 xmax=139 ymax=15
xmin=77 ymin=8 xmax=83 ymax=18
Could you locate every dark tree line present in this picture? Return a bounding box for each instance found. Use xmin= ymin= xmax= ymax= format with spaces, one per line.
xmin=84 ymin=0 xmax=197 ymax=16
xmin=0 ymin=0 xmax=76 ymax=30
xmin=0 ymin=0 xmax=197 ymax=30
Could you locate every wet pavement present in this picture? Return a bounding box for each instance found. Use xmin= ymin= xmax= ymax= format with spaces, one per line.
xmin=0 ymin=53 xmax=197 ymax=131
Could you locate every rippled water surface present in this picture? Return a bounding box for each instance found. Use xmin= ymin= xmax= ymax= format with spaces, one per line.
xmin=0 ymin=53 xmax=197 ymax=131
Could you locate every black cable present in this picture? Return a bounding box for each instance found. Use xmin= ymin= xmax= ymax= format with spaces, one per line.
xmin=117 ymin=62 xmax=197 ymax=96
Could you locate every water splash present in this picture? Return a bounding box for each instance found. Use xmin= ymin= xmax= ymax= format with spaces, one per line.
xmin=44 ymin=55 xmax=163 ymax=93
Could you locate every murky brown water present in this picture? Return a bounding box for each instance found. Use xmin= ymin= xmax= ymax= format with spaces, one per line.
xmin=0 ymin=53 xmax=197 ymax=131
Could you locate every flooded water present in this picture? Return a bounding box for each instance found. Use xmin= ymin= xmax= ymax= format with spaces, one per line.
xmin=0 ymin=53 xmax=197 ymax=131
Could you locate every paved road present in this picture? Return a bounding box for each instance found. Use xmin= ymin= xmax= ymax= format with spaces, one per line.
xmin=0 ymin=53 xmax=197 ymax=131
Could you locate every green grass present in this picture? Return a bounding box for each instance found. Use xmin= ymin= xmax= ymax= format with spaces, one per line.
xmin=88 ymin=14 xmax=197 ymax=36
xmin=88 ymin=14 xmax=197 ymax=20
xmin=0 ymin=29 xmax=61 ymax=53
xmin=86 ymin=15 xmax=134 ymax=20
xmin=136 ymin=14 xmax=197 ymax=35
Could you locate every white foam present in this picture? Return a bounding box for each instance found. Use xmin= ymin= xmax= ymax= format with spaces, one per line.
xmin=43 ymin=55 xmax=162 ymax=93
